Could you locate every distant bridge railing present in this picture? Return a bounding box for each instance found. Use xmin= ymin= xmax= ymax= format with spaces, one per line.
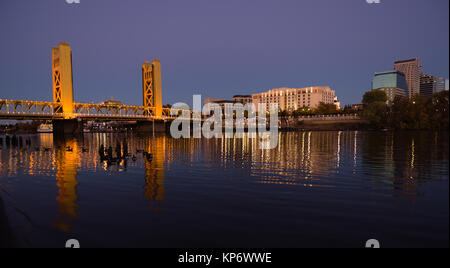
xmin=297 ymin=114 xmax=360 ymax=121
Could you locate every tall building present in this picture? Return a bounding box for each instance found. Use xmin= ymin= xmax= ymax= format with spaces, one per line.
xmin=434 ymin=77 xmax=449 ymax=93
xmin=420 ymin=74 xmax=435 ymax=98
xmin=372 ymin=71 xmax=409 ymax=102
xmin=420 ymin=75 xmax=449 ymax=98
xmin=252 ymin=86 xmax=336 ymax=112
xmin=394 ymin=58 xmax=422 ymax=97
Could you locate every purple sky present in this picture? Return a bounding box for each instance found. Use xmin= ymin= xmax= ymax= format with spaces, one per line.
xmin=0 ymin=0 xmax=448 ymax=106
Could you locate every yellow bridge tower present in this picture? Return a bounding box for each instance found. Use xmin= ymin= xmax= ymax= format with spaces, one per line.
xmin=52 ymin=42 xmax=74 ymax=116
xmin=142 ymin=59 xmax=163 ymax=117
xmin=0 ymin=42 xmax=174 ymax=134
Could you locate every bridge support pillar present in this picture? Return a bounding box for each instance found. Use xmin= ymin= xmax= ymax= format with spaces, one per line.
xmin=136 ymin=120 xmax=167 ymax=134
xmin=53 ymin=119 xmax=82 ymax=136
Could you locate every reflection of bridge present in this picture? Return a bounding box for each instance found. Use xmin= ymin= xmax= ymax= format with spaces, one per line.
xmin=0 ymin=134 xmax=168 ymax=232
xmin=0 ymin=42 xmax=177 ymax=134
xmin=50 ymin=135 xmax=167 ymax=232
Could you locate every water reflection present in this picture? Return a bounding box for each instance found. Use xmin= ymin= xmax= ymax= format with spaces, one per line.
xmin=0 ymin=131 xmax=448 ymax=235
xmin=357 ymin=131 xmax=449 ymax=200
xmin=143 ymin=136 xmax=165 ymax=210
xmin=0 ymin=133 xmax=169 ymax=232
xmin=211 ymin=131 xmax=360 ymax=187
xmin=53 ymin=137 xmax=79 ymax=232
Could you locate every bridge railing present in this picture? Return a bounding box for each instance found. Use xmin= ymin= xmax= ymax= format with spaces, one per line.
xmin=297 ymin=113 xmax=360 ymax=121
xmin=73 ymin=103 xmax=176 ymax=119
xmin=0 ymin=99 xmax=62 ymax=118
xmin=0 ymin=99 xmax=189 ymax=120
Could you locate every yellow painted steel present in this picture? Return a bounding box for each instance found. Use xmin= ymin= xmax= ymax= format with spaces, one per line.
xmin=0 ymin=99 xmax=173 ymax=120
xmin=152 ymin=59 xmax=163 ymax=117
xmin=52 ymin=42 xmax=74 ymax=117
xmin=0 ymin=43 xmax=184 ymax=121
xmin=142 ymin=59 xmax=163 ymax=117
xmin=142 ymin=61 xmax=153 ymax=109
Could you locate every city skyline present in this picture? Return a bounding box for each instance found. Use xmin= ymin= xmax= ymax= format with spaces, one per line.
xmin=0 ymin=0 xmax=449 ymax=107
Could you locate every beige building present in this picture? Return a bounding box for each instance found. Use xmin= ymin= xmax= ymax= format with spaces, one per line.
xmin=232 ymin=95 xmax=253 ymax=105
xmin=252 ymin=86 xmax=336 ymax=112
xmin=394 ymin=58 xmax=422 ymax=98
xmin=204 ymin=98 xmax=227 ymax=105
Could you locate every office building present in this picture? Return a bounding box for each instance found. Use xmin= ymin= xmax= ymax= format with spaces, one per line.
xmin=394 ymin=58 xmax=421 ymax=97
xmin=372 ymin=71 xmax=409 ymax=102
xmin=434 ymin=77 xmax=449 ymax=93
xmin=420 ymin=75 xmax=449 ymax=98
xmin=420 ymin=74 xmax=435 ymax=98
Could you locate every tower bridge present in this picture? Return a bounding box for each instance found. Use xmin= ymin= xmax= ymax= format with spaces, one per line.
xmin=0 ymin=42 xmax=178 ymax=134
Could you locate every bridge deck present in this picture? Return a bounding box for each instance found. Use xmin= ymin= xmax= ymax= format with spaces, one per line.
xmin=0 ymin=99 xmax=176 ymax=121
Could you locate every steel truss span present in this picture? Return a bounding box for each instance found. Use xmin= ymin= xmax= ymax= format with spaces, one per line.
xmin=0 ymin=99 xmax=174 ymax=121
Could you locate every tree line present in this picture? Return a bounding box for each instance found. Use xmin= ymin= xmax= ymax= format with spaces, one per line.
xmin=360 ymin=90 xmax=449 ymax=130
xmin=278 ymin=102 xmax=356 ymax=118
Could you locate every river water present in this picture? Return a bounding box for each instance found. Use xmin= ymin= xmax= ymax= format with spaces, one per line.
xmin=0 ymin=131 xmax=448 ymax=248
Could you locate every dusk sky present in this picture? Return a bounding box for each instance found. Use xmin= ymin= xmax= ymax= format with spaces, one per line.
xmin=0 ymin=0 xmax=448 ymax=106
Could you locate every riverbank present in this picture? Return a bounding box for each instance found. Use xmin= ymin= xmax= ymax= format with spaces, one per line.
xmin=1 ymin=119 xmax=448 ymax=136
xmin=280 ymin=118 xmax=449 ymax=131
xmin=278 ymin=118 xmax=370 ymax=131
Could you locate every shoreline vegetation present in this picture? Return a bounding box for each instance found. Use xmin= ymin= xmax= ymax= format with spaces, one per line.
xmin=0 ymin=121 xmax=43 ymax=135
xmin=359 ymin=90 xmax=449 ymax=130
xmin=278 ymin=90 xmax=449 ymax=131
xmin=0 ymin=91 xmax=448 ymax=134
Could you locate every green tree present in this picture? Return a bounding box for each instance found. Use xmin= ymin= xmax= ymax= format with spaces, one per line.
xmin=360 ymin=89 xmax=449 ymax=130
xmin=360 ymin=102 xmax=389 ymax=128
xmin=391 ymin=95 xmax=433 ymax=129
xmin=360 ymin=90 xmax=389 ymax=128
xmin=279 ymin=110 xmax=289 ymax=117
xmin=431 ymin=90 xmax=449 ymax=129
xmin=390 ymin=95 xmax=409 ymax=129
xmin=315 ymin=102 xmax=337 ymax=114
xmin=410 ymin=95 xmax=433 ymax=129
xmin=362 ymin=90 xmax=388 ymax=105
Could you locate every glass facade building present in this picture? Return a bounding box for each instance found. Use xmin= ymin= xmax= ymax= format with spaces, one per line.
xmin=434 ymin=77 xmax=449 ymax=93
xmin=372 ymin=71 xmax=409 ymax=102
xmin=420 ymin=74 xmax=449 ymax=98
